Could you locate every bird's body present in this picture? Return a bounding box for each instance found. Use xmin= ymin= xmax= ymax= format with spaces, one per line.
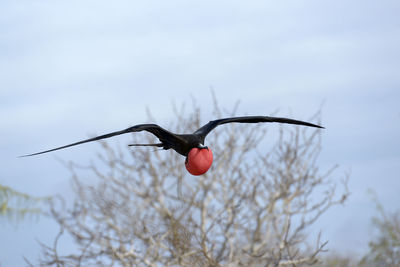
xmin=21 ymin=116 xmax=323 ymax=175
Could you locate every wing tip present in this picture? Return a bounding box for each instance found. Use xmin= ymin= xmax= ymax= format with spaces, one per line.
xmin=301 ymin=120 xmax=324 ymax=129
xmin=310 ymin=124 xmax=324 ymax=129
xmin=18 ymin=151 xmax=45 ymax=158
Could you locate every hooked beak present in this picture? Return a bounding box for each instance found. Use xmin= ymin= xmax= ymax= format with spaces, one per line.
xmin=197 ymin=144 xmax=208 ymax=150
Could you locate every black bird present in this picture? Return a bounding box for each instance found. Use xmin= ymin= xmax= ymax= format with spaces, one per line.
xmin=21 ymin=116 xmax=323 ymax=175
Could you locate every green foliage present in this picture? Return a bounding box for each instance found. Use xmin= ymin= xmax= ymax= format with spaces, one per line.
xmin=0 ymin=184 xmax=48 ymax=222
xmin=316 ymin=254 xmax=355 ymax=267
xmin=360 ymin=199 xmax=400 ymax=267
xmin=313 ymin=193 xmax=400 ymax=267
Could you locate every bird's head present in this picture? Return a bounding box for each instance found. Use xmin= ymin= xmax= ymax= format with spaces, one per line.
xmin=185 ymin=146 xmax=213 ymax=176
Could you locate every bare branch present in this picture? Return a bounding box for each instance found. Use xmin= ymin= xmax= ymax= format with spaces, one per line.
xmin=36 ymin=101 xmax=348 ymax=266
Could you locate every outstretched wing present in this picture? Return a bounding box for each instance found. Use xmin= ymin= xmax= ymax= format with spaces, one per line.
xmin=20 ymin=124 xmax=184 ymax=157
xmin=194 ymin=116 xmax=323 ymax=138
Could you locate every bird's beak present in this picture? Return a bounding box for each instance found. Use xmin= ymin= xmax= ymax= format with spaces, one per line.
xmin=198 ymin=144 xmax=208 ymax=150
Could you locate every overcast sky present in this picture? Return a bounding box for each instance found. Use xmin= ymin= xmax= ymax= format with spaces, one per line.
xmin=1 ymin=0 xmax=400 ymax=265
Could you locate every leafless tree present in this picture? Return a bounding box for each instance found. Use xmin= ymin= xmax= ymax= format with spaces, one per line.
xmin=35 ymin=100 xmax=348 ymax=266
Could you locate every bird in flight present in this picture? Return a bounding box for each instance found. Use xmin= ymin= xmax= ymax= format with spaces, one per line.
xmin=21 ymin=116 xmax=323 ymax=175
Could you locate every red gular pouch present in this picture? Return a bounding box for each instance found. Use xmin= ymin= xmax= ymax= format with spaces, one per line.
xmin=185 ymin=148 xmax=213 ymax=175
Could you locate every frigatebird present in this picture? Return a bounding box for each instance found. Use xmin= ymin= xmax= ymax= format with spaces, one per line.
xmin=21 ymin=116 xmax=323 ymax=175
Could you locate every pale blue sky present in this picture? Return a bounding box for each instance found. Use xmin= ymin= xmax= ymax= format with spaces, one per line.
xmin=1 ymin=0 xmax=400 ymax=265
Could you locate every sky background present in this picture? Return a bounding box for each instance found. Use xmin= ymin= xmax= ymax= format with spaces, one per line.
xmin=1 ymin=0 xmax=400 ymax=265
